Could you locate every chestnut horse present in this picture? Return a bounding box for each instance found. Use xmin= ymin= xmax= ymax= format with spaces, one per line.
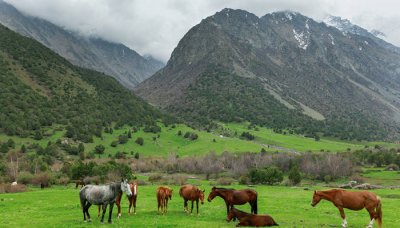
xmin=311 ymin=189 xmax=382 ymax=228
xmin=157 ymin=186 xmax=173 ymax=214
xmin=227 ymin=207 xmax=278 ymax=227
xmin=98 ymin=181 xmax=138 ymax=218
xmin=208 ymin=187 xmax=258 ymax=216
xmin=179 ymin=184 xmax=205 ymax=214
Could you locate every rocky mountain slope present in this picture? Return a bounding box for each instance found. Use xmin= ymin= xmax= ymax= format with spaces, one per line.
xmin=136 ymin=9 xmax=400 ymax=140
xmin=0 ymin=0 xmax=163 ymax=89
xmin=0 ymin=23 xmax=168 ymax=141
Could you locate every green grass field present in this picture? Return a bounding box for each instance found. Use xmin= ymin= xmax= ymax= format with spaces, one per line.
xmin=1 ymin=122 xmax=398 ymax=158
xmin=0 ymin=184 xmax=399 ymax=227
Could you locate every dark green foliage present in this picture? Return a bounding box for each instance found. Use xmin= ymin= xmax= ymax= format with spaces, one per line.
xmin=21 ymin=144 xmax=26 ymax=153
xmin=34 ymin=131 xmax=43 ymax=140
xmin=110 ymin=141 xmax=118 ymax=147
xmin=94 ymin=144 xmax=105 ymax=154
xmin=118 ymin=135 xmax=129 ymax=144
xmin=249 ymin=167 xmax=284 ymax=185
xmin=183 ymin=131 xmax=198 ymax=140
xmin=78 ymin=143 xmax=85 ymax=153
xmin=127 ymin=130 xmax=132 ymax=138
xmin=0 ymin=24 xmax=172 ymax=140
xmin=114 ymin=151 xmax=127 ymax=159
xmin=7 ymin=139 xmax=15 ymax=148
xmin=0 ymin=143 xmax=9 ymax=153
xmin=143 ymin=125 xmax=161 ymax=133
xmin=135 ymin=137 xmax=144 ymax=146
xmin=177 ymin=130 xmax=182 ymax=136
xmin=288 ymin=166 xmax=302 ymax=185
xmin=134 ymin=152 xmax=139 ymax=159
xmin=241 ymin=132 xmax=255 ymax=140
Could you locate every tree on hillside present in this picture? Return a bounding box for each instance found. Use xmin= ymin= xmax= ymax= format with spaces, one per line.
xmin=94 ymin=144 xmax=105 ymax=154
xmin=135 ymin=137 xmax=144 ymax=146
xmin=78 ymin=143 xmax=85 ymax=153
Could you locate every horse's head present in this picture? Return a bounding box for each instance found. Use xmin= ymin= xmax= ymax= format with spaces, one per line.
xmin=121 ymin=179 xmax=132 ymax=197
xmin=207 ymin=186 xmax=217 ymax=202
xmin=226 ymin=207 xmax=236 ymax=222
xmin=311 ymin=190 xmax=321 ymax=207
xmin=168 ymin=189 xmax=173 ymax=200
xmin=199 ymin=189 xmax=205 ymax=204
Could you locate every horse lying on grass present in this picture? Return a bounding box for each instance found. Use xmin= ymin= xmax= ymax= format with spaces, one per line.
xmin=79 ymin=179 xmax=132 ymax=223
xmin=227 ymin=207 xmax=278 ymax=227
xmin=311 ymin=189 xmax=382 ymax=228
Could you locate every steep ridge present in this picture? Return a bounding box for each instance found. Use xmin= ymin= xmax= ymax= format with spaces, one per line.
xmin=136 ymin=9 xmax=400 ymax=140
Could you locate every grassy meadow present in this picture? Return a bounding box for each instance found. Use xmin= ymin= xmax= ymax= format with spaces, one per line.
xmin=0 ymin=183 xmax=399 ymax=227
xmin=1 ymin=122 xmax=398 ymax=158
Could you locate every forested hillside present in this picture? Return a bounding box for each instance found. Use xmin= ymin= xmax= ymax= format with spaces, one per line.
xmin=0 ymin=24 xmax=170 ymax=142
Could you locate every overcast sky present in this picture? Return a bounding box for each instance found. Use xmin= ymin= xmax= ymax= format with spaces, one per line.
xmin=5 ymin=0 xmax=400 ymax=62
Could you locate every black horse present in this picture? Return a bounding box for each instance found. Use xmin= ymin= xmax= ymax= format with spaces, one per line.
xmin=79 ymin=179 xmax=132 ymax=223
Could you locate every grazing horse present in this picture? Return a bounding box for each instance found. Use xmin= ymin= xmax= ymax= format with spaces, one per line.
xmin=208 ymin=186 xmax=258 ymax=216
xmin=76 ymin=180 xmax=85 ymax=189
xmin=98 ymin=181 xmax=139 ymax=218
xmin=311 ymin=189 xmax=382 ymax=228
xmin=179 ymin=184 xmax=205 ymax=214
xmin=157 ymin=186 xmax=173 ymax=214
xmin=79 ymin=179 xmax=132 ymax=224
xmin=227 ymin=207 xmax=278 ymax=227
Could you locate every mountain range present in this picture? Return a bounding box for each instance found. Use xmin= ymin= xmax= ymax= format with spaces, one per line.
xmin=136 ymin=9 xmax=400 ymax=140
xmin=0 ymin=0 xmax=163 ymax=89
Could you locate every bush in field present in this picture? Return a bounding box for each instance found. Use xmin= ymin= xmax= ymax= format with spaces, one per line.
xmin=239 ymin=175 xmax=250 ymax=185
xmin=32 ymin=172 xmax=52 ymax=188
xmin=17 ymin=171 xmax=34 ymax=185
xmin=148 ymin=174 xmax=163 ymax=184
xmin=118 ymin=135 xmax=129 ymax=144
xmin=110 ymin=141 xmax=118 ymax=147
xmin=217 ymin=177 xmax=235 ymax=186
xmin=0 ymin=183 xmax=27 ymax=193
xmin=135 ymin=137 xmax=144 ymax=146
xmin=249 ymin=167 xmax=283 ymax=185
xmin=385 ymin=164 xmax=399 ymax=171
xmin=288 ymin=166 xmax=302 ymax=185
xmin=94 ymin=144 xmax=105 ymax=154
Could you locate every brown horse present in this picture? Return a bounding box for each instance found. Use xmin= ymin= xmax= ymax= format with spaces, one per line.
xmin=208 ymin=186 xmax=258 ymax=216
xmin=157 ymin=186 xmax=173 ymax=214
xmin=227 ymin=207 xmax=278 ymax=227
xmin=98 ymin=181 xmax=138 ymax=218
xmin=179 ymin=184 xmax=205 ymax=214
xmin=311 ymin=189 xmax=382 ymax=228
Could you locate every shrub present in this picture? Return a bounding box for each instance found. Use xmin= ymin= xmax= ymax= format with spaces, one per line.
xmin=239 ymin=175 xmax=250 ymax=185
xmin=110 ymin=141 xmax=118 ymax=147
xmin=135 ymin=137 xmax=144 ymax=146
xmin=148 ymin=174 xmax=163 ymax=184
xmin=385 ymin=164 xmax=399 ymax=171
xmin=18 ymin=171 xmax=34 ymax=185
xmin=217 ymin=177 xmax=235 ymax=186
xmin=137 ymin=179 xmax=147 ymax=186
xmin=241 ymin=132 xmax=255 ymax=140
xmin=32 ymin=172 xmax=52 ymax=187
xmin=118 ymin=135 xmax=129 ymax=144
xmin=56 ymin=176 xmax=70 ymax=186
xmin=249 ymin=167 xmax=283 ymax=185
xmin=0 ymin=183 xmax=27 ymax=193
xmin=288 ymin=166 xmax=302 ymax=185
xmin=171 ymin=174 xmax=188 ymax=185
xmin=94 ymin=144 xmax=105 ymax=154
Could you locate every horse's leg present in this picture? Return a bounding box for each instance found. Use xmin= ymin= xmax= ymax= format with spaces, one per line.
xmin=366 ymin=207 xmax=375 ymax=228
xmin=85 ymin=202 xmax=92 ymax=222
xmin=108 ymin=203 xmax=114 ymax=224
xmin=128 ymin=198 xmax=133 ymax=215
xmin=191 ymin=200 xmax=194 ymax=214
xmin=196 ymin=199 xmax=199 ymax=215
xmin=133 ymin=196 xmax=137 ymax=214
xmin=165 ymin=198 xmax=168 ymax=213
xmin=184 ymin=199 xmax=188 ymax=212
xmin=338 ymin=207 xmax=347 ymax=228
xmin=82 ymin=200 xmax=87 ymax=222
xmin=100 ymin=203 xmax=108 ymax=223
xmin=116 ymin=194 xmax=121 ymax=218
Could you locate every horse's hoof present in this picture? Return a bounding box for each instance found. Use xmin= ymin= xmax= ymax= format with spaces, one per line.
xmin=108 ymin=221 xmax=112 ymax=224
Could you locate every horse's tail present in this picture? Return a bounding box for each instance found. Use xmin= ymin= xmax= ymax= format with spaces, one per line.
xmin=376 ymin=196 xmax=382 ymax=228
